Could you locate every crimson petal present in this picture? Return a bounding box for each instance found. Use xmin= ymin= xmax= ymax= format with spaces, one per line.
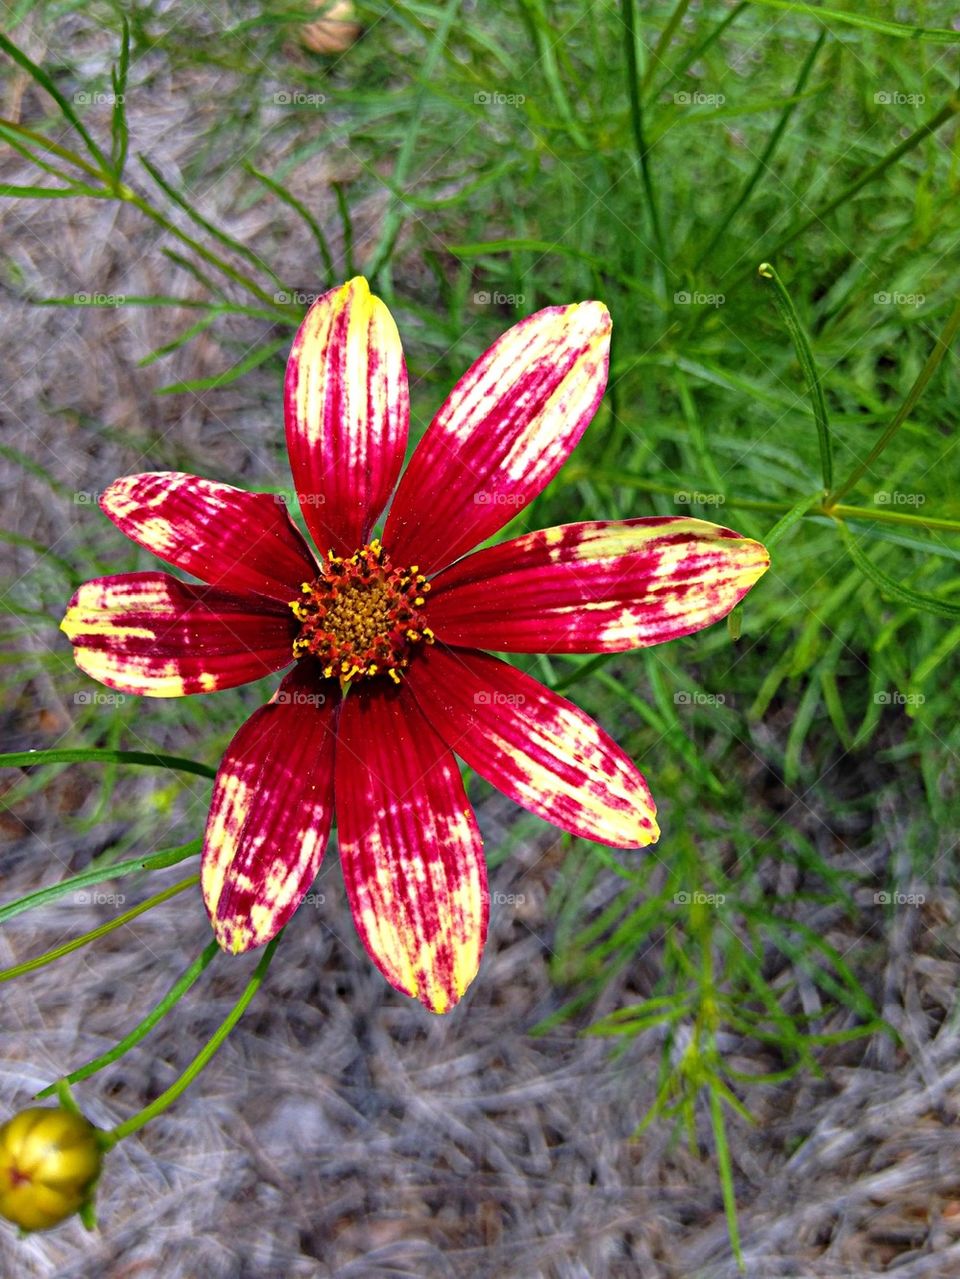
xmin=409 ymin=646 xmax=658 ymax=847
xmin=427 ymin=517 xmax=770 ymax=652
xmin=202 ymin=666 xmax=338 ymax=953
xmin=335 ymin=684 xmax=488 ymax=1013
xmin=384 ymin=301 xmax=610 ymax=574
xmin=60 ymin=572 xmax=297 ymax=696
xmin=100 ymin=471 xmax=318 ymax=601
xmin=284 ymin=277 xmax=409 ymax=557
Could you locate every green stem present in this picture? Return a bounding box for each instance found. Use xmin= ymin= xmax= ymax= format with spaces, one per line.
xmin=139 ymin=155 xmax=289 ymax=296
xmin=0 ymin=875 xmax=199 ymax=983
xmin=758 ymin=262 xmax=832 ymax=490
xmin=0 ymin=838 xmax=201 ymax=927
xmin=646 ymin=2 xmax=748 ymax=106
xmin=0 ymin=33 xmax=109 ymax=173
xmin=567 ymin=470 xmax=960 ymax=533
xmin=367 ymin=0 xmax=463 ymax=284
xmin=35 ymin=941 xmax=220 ymax=1097
xmin=769 ymin=96 xmax=960 ymax=260
xmin=826 ymin=294 xmax=960 ymax=505
xmin=621 ymin=0 xmax=667 ymax=272
xmin=120 ymin=185 xmax=293 ymax=315
xmin=694 ymin=31 xmax=825 ymax=271
xmin=640 ymin=0 xmax=694 ymax=95
xmin=0 ymin=118 xmax=105 ymax=182
xmin=105 ymin=935 xmax=281 ymax=1146
xmin=244 ymin=161 xmax=335 ymax=280
xmin=0 ymin=747 xmax=216 ymax=778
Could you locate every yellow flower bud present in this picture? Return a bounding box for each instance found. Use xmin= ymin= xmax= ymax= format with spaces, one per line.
xmin=0 ymin=1106 xmax=102 ymax=1232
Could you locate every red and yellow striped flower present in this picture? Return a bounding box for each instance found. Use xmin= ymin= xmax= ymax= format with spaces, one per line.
xmin=62 ymin=279 xmax=769 ymax=1013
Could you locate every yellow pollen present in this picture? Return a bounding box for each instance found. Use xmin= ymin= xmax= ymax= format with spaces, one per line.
xmin=290 ymin=541 xmax=433 ymax=684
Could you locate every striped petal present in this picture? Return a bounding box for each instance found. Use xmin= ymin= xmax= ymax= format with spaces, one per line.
xmin=335 ymin=684 xmax=488 ymax=1014
xmin=100 ymin=472 xmax=318 ymax=602
xmin=383 ymin=301 xmax=611 ymax=574
xmin=426 ymin=517 xmax=770 ymax=653
xmin=201 ymin=666 xmax=338 ymax=954
xmin=60 ymin=572 xmax=297 ymax=696
xmin=284 ymin=277 xmax=409 ymax=557
xmin=409 ymin=646 xmax=658 ymax=847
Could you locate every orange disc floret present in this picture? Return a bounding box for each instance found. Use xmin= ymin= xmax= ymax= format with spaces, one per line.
xmin=290 ymin=538 xmax=434 ymax=683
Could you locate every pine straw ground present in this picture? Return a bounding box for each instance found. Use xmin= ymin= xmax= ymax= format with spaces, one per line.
xmin=3 ymin=15 xmax=960 ymax=1279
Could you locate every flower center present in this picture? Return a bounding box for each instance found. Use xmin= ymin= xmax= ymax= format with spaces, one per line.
xmin=290 ymin=539 xmax=433 ymax=683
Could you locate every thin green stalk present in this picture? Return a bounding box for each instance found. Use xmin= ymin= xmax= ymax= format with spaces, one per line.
xmin=568 ymin=470 xmax=960 ymax=533
xmin=0 ymin=747 xmax=217 ymax=779
xmin=35 ymin=941 xmax=220 ymax=1097
xmin=333 ymin=181 xmax=355 ymax=278
xmin=516 ymin=0 xmax=589 ymax=149
xmin=764 ymin=492 xmax=822 ymax=551
xmin=0 ymin=118 xmax=106 ymax=182
xmin=639 ymin=0 xmax=694 ymax=95
xmin=0 ymin=839 xmax=201 ymax=927
xmin=244 ymin=161 xmax=335 ymax=280
xmin=0 ymin=32 xmax=110 ymax=174
xmin=769 ymin=96 xmax=960 ymax=259
xmin=120 ymin=184 xmax=291 ymax=314
xmin=710 ymin=1081 xmax=744 ymax=1272
xmin=367 ymin=0 xmax=463 ymax=283
xmin=137 ymin=156 xmax=290 ymax=298
xmin=105 ymin=935 xmax=281 ymax=1146
xmin=694 ymin=31 xmax=826 ymax=270
xmin=0 ymin=875 xmax=199 ymax=983
xmin=620 ymin=0 xmax=667 ymax=271
xmin=744 ymin=1 xmax=960 ymax=41
xmin=646 ymin=2 xmax=747 ymax=105
xmin=827 ymin=294 xmax=960 ymax=505
xmin=758 ymin=262 xmax=832 ymax=490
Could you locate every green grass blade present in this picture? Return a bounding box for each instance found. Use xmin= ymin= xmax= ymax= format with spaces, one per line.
xmin=758 ymin=262 xmax=832 ymax=490
xmin=0 ymin=747 xmax=217 ymax=779
xmin=0 ymin=840 xmax=202 ymax=927
xmin=745 ymin=1 xmax=960 ymax=42
xmin=0 ymin=875 xmax=199 ymax=983
xmin=106 ymin=933 xmax=282 ymax=1145
xmin=35 ymin=941 xmax=220 ymax=1097
xmin=0 ymin=31 xmax=110 ymax=173
xmin=694 ymin=30 xmax=826 ymax=270
xmin=837 ymin=523 xmax=960 ymax=620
